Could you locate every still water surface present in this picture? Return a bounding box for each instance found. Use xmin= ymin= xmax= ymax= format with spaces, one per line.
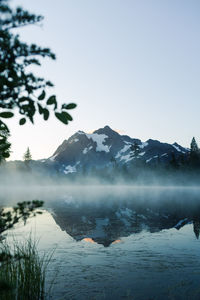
xmin=3 ymin=186 xmax=200 ymax=300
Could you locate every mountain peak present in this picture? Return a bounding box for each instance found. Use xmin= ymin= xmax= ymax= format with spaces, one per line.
xmin=93 ymin=125 xmax=120 ymax=137
xmin=104 ymin=125 xmax=112 ymax=130
xmin=49 ymin=125 xmax=189 ymax=170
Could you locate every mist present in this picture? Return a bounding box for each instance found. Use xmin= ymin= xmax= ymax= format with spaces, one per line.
xmin=1 ymin=164 xmax=200 ymax=218
xmin=1 ymin=158 xmax=200 ymax=188
xmin=1 ymin=158 xmax=200 ymax=240
xmin=2 ymin=161 xmax=200 ymax=299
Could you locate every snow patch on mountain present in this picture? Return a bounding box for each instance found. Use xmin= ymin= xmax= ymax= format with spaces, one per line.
xmin=140 ymin=142 xmax=148 ymax=149
xmin=63 ymin=165 xmax=77 ymax=174
xmin=124 ymin=141 xmax=132 ymax=145
xmin=82 ymin=148 xmax=88 ymax=154
xmin=69 ymin=138 xmax=79 ymax=144
xmin=115 ymin=144 xmax=131 ymax=159
xmin=49 ymin=154 xmax=57 ymax=161
xmin=121 ymin=145 xmax=131 ymax=153
xmin=172 ymin=144 xmax=185 ymax=153
xmin=116 ymin=208 xmax=133 ymax=218
xmin=85 ymin=133 xmax=110 ymax=152
xmin=139 ymin=152 xmax=145 ymax=156
xmin=82 ymin=146 xmax=93 ymax=154
xmin=120 ymin=154 xmax=133 ymax=163
xmin=146 ymin=155 xmax=158 ymax=163
xmin=115 ymin=152 xmax=120 ymax=159
xmin=138 ymin=214 xmax=147 ymax=220
xmin=146 ymin=158 xmax=152 ymax=163
xmin=161 ymin=153 xmax=168 ymax=157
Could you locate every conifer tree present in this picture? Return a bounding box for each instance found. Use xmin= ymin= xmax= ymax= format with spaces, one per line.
xmin=169 ymin=152 xmax=179 ymax=169
xmin=110 ymin=156 xmax=116 ymax=166
xmin=190 ymin=137 xmax=200 ymax=166
xmin=23 ymin=147 xmax=32 ymax=162
xmin=130 ymin=141 xmax=141 ymax=159
xmin=190 ymin=137 xmax=199 ymax=154
xmin=110 ymin=156 xmax=117 ymax=170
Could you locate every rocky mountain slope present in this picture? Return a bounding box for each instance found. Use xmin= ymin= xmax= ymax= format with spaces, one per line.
xmin=47 ymin=125 xmax=189 ymax=174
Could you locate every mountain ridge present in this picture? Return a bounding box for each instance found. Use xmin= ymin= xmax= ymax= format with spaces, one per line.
xmin=47 ymin=125 xmax=189 ymax=175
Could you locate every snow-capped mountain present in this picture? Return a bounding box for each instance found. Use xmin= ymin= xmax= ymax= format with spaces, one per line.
xmin=48 ymin=125 xmax=189 ymax=174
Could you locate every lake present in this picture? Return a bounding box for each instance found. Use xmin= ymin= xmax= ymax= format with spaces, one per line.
xmin=2 ymin=186 xmax=200 ymax=300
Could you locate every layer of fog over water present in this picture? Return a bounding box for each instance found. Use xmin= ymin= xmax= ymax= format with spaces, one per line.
xmin=2 ymin=185 xmax=200 ymax=299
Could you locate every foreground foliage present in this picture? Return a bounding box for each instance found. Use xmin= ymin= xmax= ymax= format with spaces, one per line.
xmin=0 ymin=238 xmax=52 ymax=300
xmin=0 ymin=200 xmax=43 ymax=235
xmin=0 ymin=0 xmax=76 ymax=135
xmin=0 ymin=128 xmax=11 ymax=162
xmin=0 ymin=201 xmax=52 ymax=299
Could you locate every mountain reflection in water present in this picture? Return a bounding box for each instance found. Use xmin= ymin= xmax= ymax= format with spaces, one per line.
xmin=49 ymin=187 xmax=200 ymax=247
xmin=3 ymin=186 xmax=200 ymax=300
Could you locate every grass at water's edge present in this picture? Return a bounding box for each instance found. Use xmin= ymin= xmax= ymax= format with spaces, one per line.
xmin=0 ymin=238 xmax=53 ymax=300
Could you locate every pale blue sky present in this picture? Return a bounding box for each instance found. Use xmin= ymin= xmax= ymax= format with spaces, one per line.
xmin=7 ymin=0 xmax=200 ymax=160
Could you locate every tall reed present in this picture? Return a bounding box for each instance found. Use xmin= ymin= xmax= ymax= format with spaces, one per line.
xmin=0 ymin=238 xmax=52 ymax=300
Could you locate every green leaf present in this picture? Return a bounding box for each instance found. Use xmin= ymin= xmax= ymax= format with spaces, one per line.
xmin=19 ymin=118 xmax=26 ymax=125
xmin=0 ymin=112 xmax=14 ymax=118
xmin=55 ymin=112 xmax=68 ymax=124
xmin=62 ymin=103 xmax=77 ymax=110
xmin=0 ymin=121 xmax=9 ymax=133
xmin=65 ymin=103 xmax=77 ymax=110
xmin=47 ymin=95 xmax=56 ymax=105
xmin=47 ymin=95 xmax=57 ymax=109
xmin=63 ymin=111 xmax=73 ymax=121
xmin=38 ymin=103 xmax=43 ymax=114
xmin=38 ymin=90 xmax=46 ymax=100
xmin=43 ymin=108 xmax=49 ymax=120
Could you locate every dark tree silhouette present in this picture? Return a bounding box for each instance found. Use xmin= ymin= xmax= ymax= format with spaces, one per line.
xmin=23 ymin=147 xmax=32 ymax=162
xmin=0 ymin=129 xmax=11 ymax=163
xmin=0 ymin=200 xmax=43 ymax=236
xmin=169 ymin=152 xmax=179 ymax=169
xmin=190 ymin=137 xmax=200 ymax=167
xmin=0 ymin=1 xmax=73 ymax=291
xmin=130 ymin=141 xmax=141 ymax=159
xmin=0 ymin=0 xmax=76 ymax=135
